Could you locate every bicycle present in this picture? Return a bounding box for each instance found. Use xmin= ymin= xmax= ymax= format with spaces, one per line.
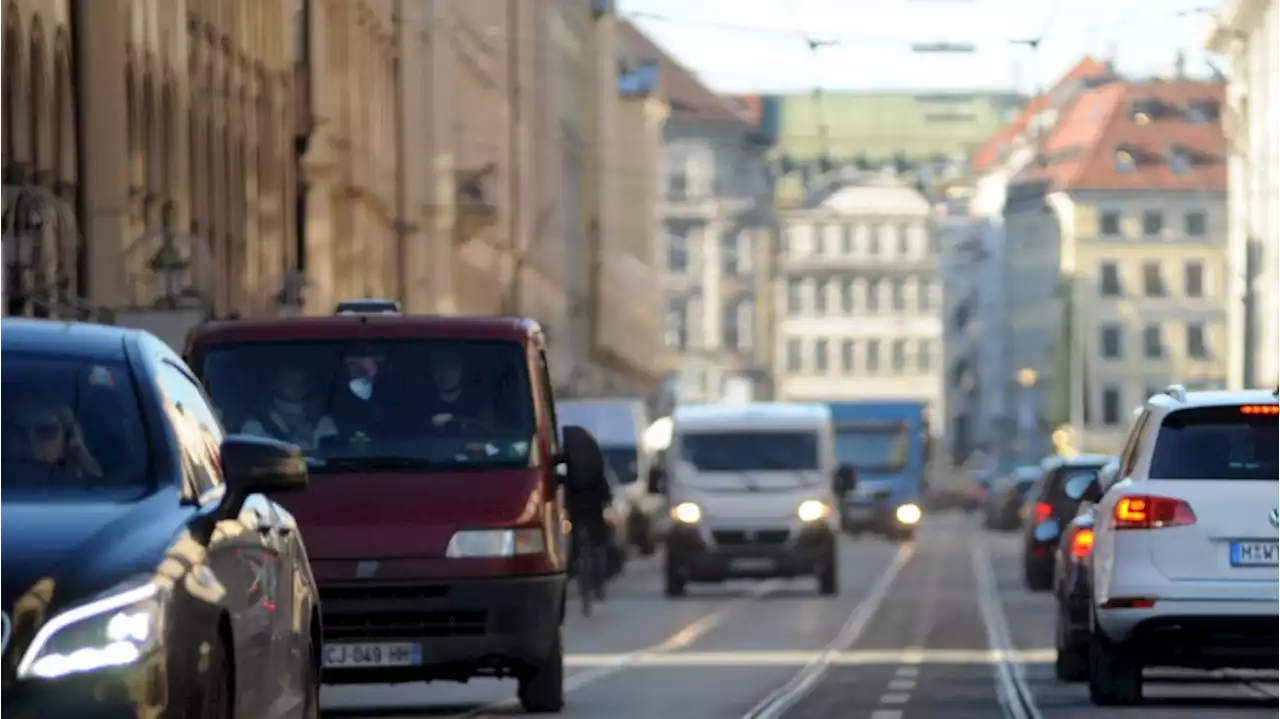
xmin=571 ymin=523 xmax=607 ymax=617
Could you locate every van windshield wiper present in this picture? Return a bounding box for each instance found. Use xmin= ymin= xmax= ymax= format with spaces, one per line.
xmin=315 ymin=456 xmax=442 ymax=472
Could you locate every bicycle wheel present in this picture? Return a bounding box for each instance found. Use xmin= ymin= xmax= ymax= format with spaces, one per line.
xmin=576 ymin=533 xmax=593 ymax=617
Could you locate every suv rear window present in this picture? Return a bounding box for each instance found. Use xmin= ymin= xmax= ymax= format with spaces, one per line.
xmin=1150 ymin=405 xmax=1279 ymax=480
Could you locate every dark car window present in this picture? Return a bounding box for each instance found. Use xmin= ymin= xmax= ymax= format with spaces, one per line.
xmin=679 ymin=431 xmax=819 ymax=472
xmin=156 ymin=362 xmax=226 ymax=495
xmin=1150 ymin=406 xmax=1278 ymax=480
xmin=1 ymin=355 xmax=149 ymax=490
xmin=197 ymin=339 xmax=536 ymax=471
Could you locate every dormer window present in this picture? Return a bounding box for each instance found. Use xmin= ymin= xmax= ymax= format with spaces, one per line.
xmin=1115 ymin=150 xmax=1136 ymax=174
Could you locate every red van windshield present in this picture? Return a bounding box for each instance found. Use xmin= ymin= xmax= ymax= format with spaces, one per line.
xmin=197 ymin=338 xmax=536 ymax=471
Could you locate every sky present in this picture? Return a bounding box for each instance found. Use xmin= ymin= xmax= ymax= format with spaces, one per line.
xmin=619 ymin=0 xmax=1224 ymax=95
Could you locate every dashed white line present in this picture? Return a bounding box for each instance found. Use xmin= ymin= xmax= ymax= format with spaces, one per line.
xmin=869 ymin=711 xmax=904 ymax=719
xmin=895 ymin=666 xmax=919 ymax=677
xmin=878 ymin=692 xmax=911 ymax=704
xmin=887 ymin=678 xmax=917 ymax=691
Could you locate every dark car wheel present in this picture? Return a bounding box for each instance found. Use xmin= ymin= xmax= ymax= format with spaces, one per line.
xmin=187 ymin=636 xmax=233 ymax=719
xmin=663 ymin=554 xmax=686 ymax=597
xmin=1024 ymin=561 xmax=1053 ymax=591
xmin=517 ymin=629 xmax=565 ymax=713
xmin=817 ymin=555 xmax=839 ymax=596
xmin=1087 ymin=626 xmax=1143 ymax=705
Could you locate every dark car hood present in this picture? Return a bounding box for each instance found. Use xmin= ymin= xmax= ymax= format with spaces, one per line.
xmin=1 ymin=489 xmax=187 ymax=620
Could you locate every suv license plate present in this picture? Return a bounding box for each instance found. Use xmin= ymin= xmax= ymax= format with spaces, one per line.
xmin=323 ymin=642 xmax=422 ymax=668
xmin=730 ymin=557 xmax=777 ymax=572
xmin=1229 ymin=541 xmax=1278 ymax=567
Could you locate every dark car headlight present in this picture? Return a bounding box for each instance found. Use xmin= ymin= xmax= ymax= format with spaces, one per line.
xmin=17 ymin=580 xmax=166 ymax=680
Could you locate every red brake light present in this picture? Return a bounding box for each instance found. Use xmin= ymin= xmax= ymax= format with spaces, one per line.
xmin=1033 ymin=501 xmax=1053 ymax=524
xmin=1070 ymin=528 xmax=1095 ymax=559
xmin=1113 ymin=494 xmax=1196 ymax=530
xmin=1240 ymin=405 xmax=1279 ymax=415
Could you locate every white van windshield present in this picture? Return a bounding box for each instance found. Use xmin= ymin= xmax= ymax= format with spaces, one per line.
xmin=678 ymin=431 xmax=820 ymax=472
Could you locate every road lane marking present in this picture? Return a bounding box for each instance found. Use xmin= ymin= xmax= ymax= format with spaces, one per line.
xmin=869 ymin=711 xmax=904 ymax=719
xmin=738 ymin=543 xmax=915 ymax=719
xmin=895 ymin=666 xmax=919 ymax=677
xmin=887 ymin=678 xmax=916 ymax=691
xmin=559 ymin=647 xmax=1056 ymax=667
xmin=972 ymin=532 xmax=1044 ymax=719
xmin=879 ymin=692 xmax=911 ymax=704
xmin=450 ymin=579 xmax=781 ymax=718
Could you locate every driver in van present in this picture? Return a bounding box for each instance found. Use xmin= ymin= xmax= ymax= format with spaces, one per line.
xmin=425 ymin=353 xmax=494 ymax=430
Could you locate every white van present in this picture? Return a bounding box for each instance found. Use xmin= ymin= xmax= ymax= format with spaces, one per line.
xmin=661 ymin=403 xmax=856 ymax=597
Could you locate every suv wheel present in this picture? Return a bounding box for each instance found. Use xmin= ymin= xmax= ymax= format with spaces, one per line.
xmin=1053 ymin=607 xmax=1088 ymax=682
xmin=517 ymin=630 xmax=565 ymax=713
xmin=1087 ymin=626 xmax=1142 ymax=705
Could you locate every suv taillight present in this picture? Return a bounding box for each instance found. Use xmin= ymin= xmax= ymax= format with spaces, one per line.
xmin=1070 ymin=528 xmax=1095 ymax=559
xmin=1113 ymin=494 xmax=1196 ymax=530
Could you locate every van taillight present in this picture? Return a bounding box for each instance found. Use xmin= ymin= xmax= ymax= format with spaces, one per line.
xmin=1113 ymin=495 xmax=1196 ymax=530
xmin=1070 ymin=528 xmax=1095 ymax=559
xmin=1033 ymin=501 xmax=1053 ymax=524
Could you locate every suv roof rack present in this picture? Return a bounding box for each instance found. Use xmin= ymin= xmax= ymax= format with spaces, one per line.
xmin=335 ymin=298 xmax=402 ymax=315
xmin=1163 ymin=384 xmax=1188 ymax=402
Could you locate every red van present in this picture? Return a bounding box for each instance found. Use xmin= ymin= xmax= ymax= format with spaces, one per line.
xmin=184 ymin=309 xmax=602 ymax=713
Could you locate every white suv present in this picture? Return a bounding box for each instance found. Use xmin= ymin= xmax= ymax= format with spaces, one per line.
xmin=1085 ymin=385 xmax=1279 ymax=705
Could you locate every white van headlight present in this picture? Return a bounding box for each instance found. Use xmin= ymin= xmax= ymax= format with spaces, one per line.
xmin=895 ymin=503 xmax=923 ymax=525
xmin=17 ymin=581 xmax=165 ymax=680
xmin=671 ymin=502 xmax=703 ymax=524
xmin=797 ymin=499 xmax=831 ymax=522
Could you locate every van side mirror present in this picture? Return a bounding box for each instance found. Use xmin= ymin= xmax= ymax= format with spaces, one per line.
xmin=647 ymin=465 xmax=667 ymax=494
xmin=560 ymin=425 xmax=604 ymax=490
xmin=834 ymin=464 xmax=858 ymax=494
xmin=219 ymin=435 xmax=309 ymax=513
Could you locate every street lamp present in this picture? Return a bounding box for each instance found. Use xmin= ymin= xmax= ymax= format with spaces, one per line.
xmin=1017 ymin=367 xmax=1038 ymax=388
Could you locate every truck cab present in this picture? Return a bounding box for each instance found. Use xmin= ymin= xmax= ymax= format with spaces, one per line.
xmin=831 ymin=401 xmax=931 ymax=540
xmin=184 ymin=309 xmax=602 ymax=714
xmin=662 ymin=403 xmax=854 ymax=597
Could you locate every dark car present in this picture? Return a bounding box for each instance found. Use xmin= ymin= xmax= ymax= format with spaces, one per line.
xmin=1 ymin=319 xmax=320 ymax=719
xmin=983 ymin=466 xmax=1040 ymax=531
xmin=185 ymin=308 xmax=604 ymax=713
xmin=1022 ymin=455 xmax=1112 ymax=591
xmin=1051 ymin=458 xmax=1116 ymax=682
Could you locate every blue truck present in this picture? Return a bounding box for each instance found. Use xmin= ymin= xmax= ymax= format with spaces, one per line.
xmin=828 ymin=400 xmax=934 ymax=540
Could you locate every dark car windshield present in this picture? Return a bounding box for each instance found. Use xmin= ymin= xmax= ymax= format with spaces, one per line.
xmin=601 ymin=446 xmax=638 ymax=484
xmin=834 ymin=420 xmax=910 ymax=472
xmin=197 ymin=339 xmax=536 ymax=471
xmin=679 ymin=431 xmax=819 ymax=472
xmin=1 ymin=355 xmax=150 ymax=490
xmin=1150 ymin=405 xmax=1278 ymax=480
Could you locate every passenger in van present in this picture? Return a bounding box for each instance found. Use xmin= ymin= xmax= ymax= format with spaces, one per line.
xmin=425 ymin=353 xmax=496 ymax=430
xmin=240 ymin=369 xmax=338 ymax=450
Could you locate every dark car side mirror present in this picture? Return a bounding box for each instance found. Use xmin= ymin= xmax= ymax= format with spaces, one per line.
xmin=834 ymin=464 xmax=858 ymax=494
xmin=560 ymin=425 xmax=604 ymax=491
xmin=221 ymin=435 xmax=309 ymax=506
xmin=646 ymin=465 xmax=668 ymax=495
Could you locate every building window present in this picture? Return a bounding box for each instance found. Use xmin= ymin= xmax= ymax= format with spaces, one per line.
xmin=1184 ymin=210 xmax=1207 ymax=237
xmin=1186 ymin=99 xmax=1219 ymax=123
xmin=664 ymin=298 xmax=686 ymax=349
xmin=917 ymin=280 xmax=934 ymax=312
xmin=1099 ymin=324 xmax=1123 ymax=359
xmin=1102 ymin=386 xmax=1123 ymax=426
xmin=667 ymin=230 xmax=688 ymax=272
xmin=840 ymin=224 xmax=854 ymax=255
xmin=786 ymin=278 xmax=803 ymax=315
xmin=721 ymin=301 xmax=739 ymax=350
xmin=866 ymin=279 xmax=881 ymax=313
xmin=814 ymin=223 xmax=828 ymax=255
xmin=890 ymin=340 xmax=907 ymax=373
xmin=891 ymin=279 xmax=907 ymax=312
xmin=867 ymin=224 xmax=882 ymax=255
xmin=1115 ymin=150 xmax=1135 ymax=174
xmin=840 ymin=279 xmax=855 ymax=314
xmin=814 ymin=280 xmax=829 ymax=315
xmin=1170 ymin=150 xmax=1191 ymax=175
xmin=1099 ymin=261 xmax=1123 ymax=296
xmin=814 ymin=339 xmax=830 ymax=374
xmin=1184 ymin=260 xmax=1204 ymax=298
xmin=1142 ymin=323 xmax=1164 ymax=359
xmin=736 ymin=299 xmax=755 ymax=349
xmin=866 ymin=339 xmax=881 ymax=373
xmin=1186 ymin=322 xmax=1208 ymax=359
xmin=840 ymin=339 xmax=855 ymax=373
xmin=1142 ymin=261 xmax=1166 ymax=297
xmin=1099 ymin=210 xmax=1121 ymax=236
xmin=721 ymin=231 xmax=739 ymax=276
xmin=1142 ymin=210 xmax=1164 ymax=238
xmin=896 ymin=224 xmax=911 ymax=257
xmin=667 ymin=149 xmax=689 ymax=199
xmin=786 ymin=339 xmax=803 ymax=372
xmin=917 ymin=340 xmax=932 ymax=373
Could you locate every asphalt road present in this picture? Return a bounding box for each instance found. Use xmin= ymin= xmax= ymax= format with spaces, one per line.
xmin=319 ymin=514 xmax=1278 ymax=719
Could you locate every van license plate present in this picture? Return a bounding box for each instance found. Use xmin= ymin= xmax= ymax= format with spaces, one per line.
xmin=730 ymin=557 xmax=777 ymax=573
xmin=1229 ymin=541 xmax=1278 ymax=567
xmin=323 ymin=642 xmax=422 ymax=668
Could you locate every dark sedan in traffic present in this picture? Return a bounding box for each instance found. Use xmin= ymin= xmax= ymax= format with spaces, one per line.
xmin=1 ymin=319 xmax=322 ymax=719
xmin=1022 ymin=454 xmax=1112 ymax=591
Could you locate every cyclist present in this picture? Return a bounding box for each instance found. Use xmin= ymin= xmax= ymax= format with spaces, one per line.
xmin=564 ymin=454 xmax=613 ymax=607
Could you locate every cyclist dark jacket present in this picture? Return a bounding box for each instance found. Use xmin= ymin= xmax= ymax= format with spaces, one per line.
xmin=565 ymin=470 xmax=611 ymax=545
